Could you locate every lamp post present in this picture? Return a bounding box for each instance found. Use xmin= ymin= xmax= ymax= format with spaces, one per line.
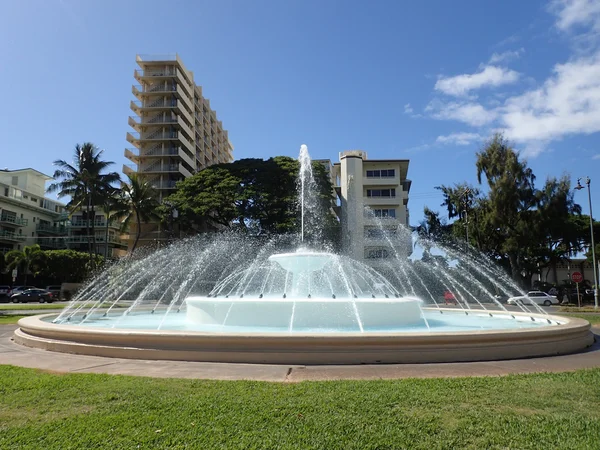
xmin=575 ymin=177 xmax=598 ymax=309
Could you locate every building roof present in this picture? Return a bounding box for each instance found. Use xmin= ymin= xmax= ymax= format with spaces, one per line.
xmin=0 ymin=168 xmax=53 ymax=180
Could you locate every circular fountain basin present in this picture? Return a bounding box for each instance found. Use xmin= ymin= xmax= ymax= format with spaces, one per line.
xmin=14 ymin=310 xmax=594 ymax=364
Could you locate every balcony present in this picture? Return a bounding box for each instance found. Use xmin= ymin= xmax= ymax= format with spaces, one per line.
xmin=0 ymin=230 xmax=26 ymax=242
xmin=126 ymin=131 xmax=179 ymax=145
xmin=138 ymin=163 xmax=181 ymax=174
xmin=124 ymin=148 xmax=139 ymax=163
xmin=70 ymin=220 xmax=120 ymax=229
xmin=36 ymin=223 xmax=68 ymax=235
xmin=38 ymin=238 xmax=67 ymax=249
xmin=0 ymin=214 xmax=28 ymax=227
xmin=123 ymin=164 xmax=136 ymax=176
xmin=150 ymin=180 xmax=179 ymax=190
xmin=132 ymin=84 xmax=177 ymax=97
xmin=364 ymin=195 xmax=401 ymax=206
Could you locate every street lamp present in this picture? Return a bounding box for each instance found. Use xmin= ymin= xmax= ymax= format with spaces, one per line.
xmin=575 ymin=177 xmax=598 ymax=309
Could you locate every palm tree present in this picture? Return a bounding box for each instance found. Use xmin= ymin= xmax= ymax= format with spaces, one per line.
xmin=120 ymin=173 xmax=160 ymax=253
xmin=98 ymin=187 xmax=130 ymax=259
xmin=47 ymin=143 xmax=120 ymax=265
xmin=5 ymin=244 xmax=45 ymax=286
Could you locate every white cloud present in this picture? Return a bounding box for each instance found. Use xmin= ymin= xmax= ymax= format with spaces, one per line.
xmin=499 ymin=52 xmax=600 ymax=144
xmin=551 ymin=0 xmax=600 ymax=32
xmin=404 ymin=103 xmax=414 ymax=114
xmin=435 ymin=132 xmax=482 ymax=146
xmin=488 ymin=48 xmax=525 ymax=64
xmin=426 ymin=53 xmax=600 ymax=157
xmin=434 ymin=66 xmax=520 ymax=97
xmin=426 ymin=100 xmax=497 ymax=127
xmin=592 ymin=153 xmax=600 ymax=159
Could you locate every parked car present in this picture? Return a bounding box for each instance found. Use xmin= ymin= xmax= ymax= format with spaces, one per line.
xmin=7 ymin=286 xmax=37 ymax=297
xmin=11 ymin=288 xmax=53 ymax=303
xmin=507 ymin=291 xmax=559 ymax=306
xmin=46 ymin=285 xmax=62 ymax=300
xmin=0 ymin=285 xmax=10 ymax=297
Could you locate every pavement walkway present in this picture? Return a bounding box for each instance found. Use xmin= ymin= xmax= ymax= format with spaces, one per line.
xmin=1 ymin=324 xmax=599 ymax=382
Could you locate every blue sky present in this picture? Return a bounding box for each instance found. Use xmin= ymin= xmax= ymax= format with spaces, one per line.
xmin=1 ymin=0 xmax=600 ymax=226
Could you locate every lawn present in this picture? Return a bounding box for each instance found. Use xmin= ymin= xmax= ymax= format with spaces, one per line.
xmin=0 ymin=315 xmax=29 ymax=325
xmin=556 ymin=312 xmax=600 ymax=325
xmin=0 ymin=366 xmax=599 ymax=449
xmin=0 ymin=303 xmax=66 ymax=311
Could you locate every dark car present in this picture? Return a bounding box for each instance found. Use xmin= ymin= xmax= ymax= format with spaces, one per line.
xmin=45 ymin=285 xmax=62 ymax=300
xmin=7 ymin=285 xmax=37 ymax=297
xmin=11 ymin=289 xmax=53 ymax=303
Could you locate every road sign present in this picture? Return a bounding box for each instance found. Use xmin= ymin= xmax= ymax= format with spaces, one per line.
xmin=572 ymin=272 xmax=583 ymax=283
xmin=11 ymin=269 xmax=17 ymax=278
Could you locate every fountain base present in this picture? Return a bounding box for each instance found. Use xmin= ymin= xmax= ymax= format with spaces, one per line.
xmin=14 ymin=311 xmax=594 ymax=364
xmin=185 ymin=296 xmax=424 ymax=331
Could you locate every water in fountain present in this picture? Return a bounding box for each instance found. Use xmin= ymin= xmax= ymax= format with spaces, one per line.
xmin=52 ymin=145 xmax=560 ymax=333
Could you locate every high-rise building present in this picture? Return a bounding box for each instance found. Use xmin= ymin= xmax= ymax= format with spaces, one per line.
xmin=124 ymin=54 xmax=234 ymax=246
xmin=331 ymin=151 xmax=411 ymax=261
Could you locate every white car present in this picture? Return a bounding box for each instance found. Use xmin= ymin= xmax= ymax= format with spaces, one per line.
xmin=507 ymin=291 xmax=559 ymax=306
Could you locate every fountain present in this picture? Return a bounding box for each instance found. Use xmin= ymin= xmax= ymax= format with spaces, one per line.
xmin=14 ymin=145 xmax=594 ymax=364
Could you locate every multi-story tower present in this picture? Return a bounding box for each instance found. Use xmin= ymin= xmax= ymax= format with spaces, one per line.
xmin=124 ymin=54 xmax=234 ymax=246
xmin=331 ymin=151 xmax=411 ymax=262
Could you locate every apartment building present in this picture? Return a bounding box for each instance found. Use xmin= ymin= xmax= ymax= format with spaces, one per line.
xmin=67 ymin=209 xmax=128 ymax=258
xmin=331 ymin=151 xmax=411 ymax=262
xmin=124 ymin=54 xmax=234 ymax=247
xmin=0 ymin=169 xmax=68 ymax=254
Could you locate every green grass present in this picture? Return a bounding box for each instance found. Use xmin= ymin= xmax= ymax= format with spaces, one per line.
xmin=0 ymin=303 xmax=66 ymax=311
xmin=559 ymin=306 xmax=600 ymax=313
xmin=556 ymin=312 xmax=600 ymax=325
xmin=0 ymin=315 xmax=29 ymax=324
xmin=1 ymin=366 xmax=599 ymax=449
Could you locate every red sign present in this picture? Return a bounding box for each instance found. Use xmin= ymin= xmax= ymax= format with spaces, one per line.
xmin=572 ymin=272 xmax=583 ymax=283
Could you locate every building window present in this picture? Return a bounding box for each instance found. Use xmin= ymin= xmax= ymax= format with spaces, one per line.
xmin=366 ymin=248 xmax=390 ymax=259
xmin=11 ymin=176 xmax=18 ymax=185
xmin=366 ymin=189 xmax=396 ymax=198
xmin=366 ymin=169 xmax=395 ymax=178
xmin=373 ymin=209 xmax=396 ymax=218
xmin=3 ymin=188 xmax=7 ymax=196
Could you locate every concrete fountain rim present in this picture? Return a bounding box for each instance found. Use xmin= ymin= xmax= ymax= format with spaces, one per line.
xmin=12 ymin=309 xmax=594 ymax=365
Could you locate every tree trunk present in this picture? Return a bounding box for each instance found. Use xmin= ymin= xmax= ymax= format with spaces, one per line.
xmin=86 ymin=194 xmax=93 ymax=264
xmin=105 ymin=212 xmax=109 ymax=259
xmin=90 ymin=202 xmax=97 ymax=266
xmin=132 ymin=209 xmax=141 ymax=253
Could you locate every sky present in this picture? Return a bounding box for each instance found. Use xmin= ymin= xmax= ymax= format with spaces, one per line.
xmin=1 ymin=0 xmax=600 ymax=226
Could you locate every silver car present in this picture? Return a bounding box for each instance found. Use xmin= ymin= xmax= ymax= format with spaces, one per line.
xmin=507 ymin=291 xmax=559 ymax=306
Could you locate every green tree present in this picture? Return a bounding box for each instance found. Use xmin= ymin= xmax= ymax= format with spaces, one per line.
xmin=47 ymin=143 xmax=120 ymax=265
xmin=164 ymin=157 xmax=337 ymax=240
xmin=435 ymin=134 xmax=581 ymax=286
xmin=5 ymin=244 xmax=46 ymax=286
xmin=36 ymin=249 xmax=102 ymax=283
xmin=119 ymin=173 xmax=160 ymax=253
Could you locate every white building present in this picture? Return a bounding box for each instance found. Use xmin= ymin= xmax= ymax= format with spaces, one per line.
xmin=330 ymin=151 xmax=411 ymax=262
xmin=0 ymin=169 xmax=68 ymax=254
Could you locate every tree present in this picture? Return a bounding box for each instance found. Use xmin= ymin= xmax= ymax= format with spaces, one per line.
xmin=47 ymin=143 xmax=120 ymax=265
xmin=36 ymin=249 xmax=103 ymax=283
xmin=119 ymin=173 xmax=160 ymax=253
xmin=164 ymin=157 xmax=337 ymax=241
xmin=5 ymin=244 xmax=46 ymax=285
xmin=435 ymin=134 xmax=581 ymax=286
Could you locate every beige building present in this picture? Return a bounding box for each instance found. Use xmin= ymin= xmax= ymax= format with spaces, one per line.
xmin=124 ymin=54 xmax=234 ymax=247
xmin=331 ymin=151 xmax=411 ymax=261
xmin=67 ymin=209 xmax=128 ymax=258
xmin=0 ymin=169 xmax=68 ymax=254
